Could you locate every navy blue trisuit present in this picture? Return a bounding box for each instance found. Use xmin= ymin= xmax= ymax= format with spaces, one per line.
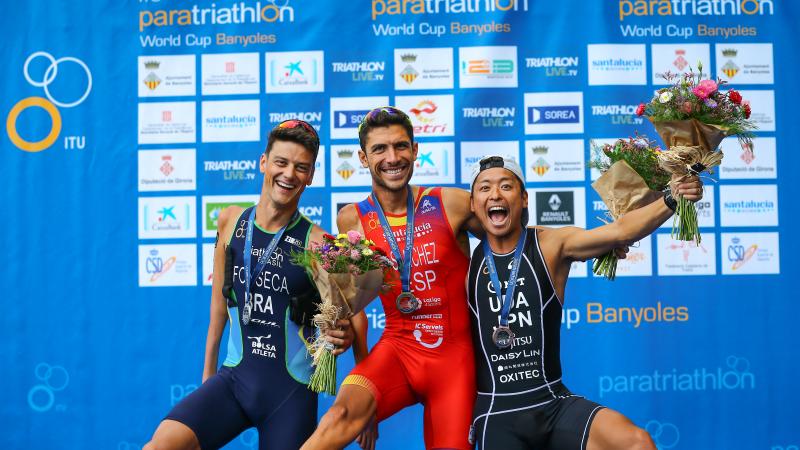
xmin=166 ymin=207 xmax=318 ymax=450
xmin=467 ymin=229 xmax=605 ymax=450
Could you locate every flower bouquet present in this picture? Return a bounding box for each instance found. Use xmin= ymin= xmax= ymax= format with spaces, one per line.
xmin=589 ymin=135 xmax=669 ymax=280
xmin=637 ymin=62 xmax=755 ymax=244
xmin=291 ymin=231 xmax=392 ymax=395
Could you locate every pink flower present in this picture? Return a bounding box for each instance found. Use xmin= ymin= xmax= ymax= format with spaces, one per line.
xmin=346 ymin=230 xmax=362 ymax=245
xmin=350 ymin=249 xmax=362 ymax=260
xmin=635 ymin=103 xmax=646 ymax=116
xmin=692 ymin=79 xmax=718 ymax=100
xmin=682 ymin=102 xmax=693 ymax=114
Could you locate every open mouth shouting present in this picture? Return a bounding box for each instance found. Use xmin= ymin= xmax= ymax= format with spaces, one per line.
xmin=487 ymin=205 xmax=510 ymax=227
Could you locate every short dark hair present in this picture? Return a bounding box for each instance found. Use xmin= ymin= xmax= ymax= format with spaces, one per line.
xmin=358 ymin=106 xmax=414 ymax=151
xmin=266 ymin=120 xmax=320 ymax=160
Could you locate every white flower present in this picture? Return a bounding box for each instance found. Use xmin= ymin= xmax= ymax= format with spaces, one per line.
xmin=659 ymin=91 xmax=673 ymax=103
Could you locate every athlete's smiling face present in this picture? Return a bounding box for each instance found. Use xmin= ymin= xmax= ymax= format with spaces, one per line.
xmin=359 ymin=124 xmax=418 ymax=192
xmin=260 ymin=140 xmax=315 ymax=207
xmin=470 ymin=167 xmax=528 ymax=238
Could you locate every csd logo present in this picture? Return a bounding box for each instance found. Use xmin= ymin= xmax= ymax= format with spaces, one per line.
xmin=6 ymin=51 xmax=92 ymax=152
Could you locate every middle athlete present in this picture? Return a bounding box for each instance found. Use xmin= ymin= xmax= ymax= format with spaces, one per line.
xmin=302 ymin=107 xmax=480 ymax=450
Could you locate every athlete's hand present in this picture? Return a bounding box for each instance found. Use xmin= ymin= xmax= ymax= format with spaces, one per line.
xmin=613 ymin=246 xmax=630 ymax=260
xmin=670 ymin=174 xmax=704 ymax=202
xmin=356 ymin=414 xmax=378 ymax=450
xmin=326 ymin=319 xmax=354 ymax=356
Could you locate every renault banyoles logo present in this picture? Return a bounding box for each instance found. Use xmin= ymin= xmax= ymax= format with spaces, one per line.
xmin=6 ymin=51 xmax=92 ymax=152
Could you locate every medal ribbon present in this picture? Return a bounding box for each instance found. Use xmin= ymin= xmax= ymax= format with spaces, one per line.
xmin=483 ymin=228 xmax=527 ymax=328
xmin=243 ymin=207 xmax=299 ymax=315
xmin=371 ymin=186 xmax=415 ymax=294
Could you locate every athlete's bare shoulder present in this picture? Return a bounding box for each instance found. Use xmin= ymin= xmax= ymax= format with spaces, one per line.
xmin=441 ymin=186 xmax=483 ymax=236
xmin=336 ymin=203 xmax=364 ymax=234
xmin=218 ymin=206 xmax=245 ymax=246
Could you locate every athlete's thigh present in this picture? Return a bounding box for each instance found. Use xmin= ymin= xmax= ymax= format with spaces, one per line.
xmin=585 ymin=407 xmax=653 ymax=450
xmin=344 ymin=340 xmax=416 ymax=421
xmin=546 ymin=396 xmax=605 ymax=450
xmin=163 ymin=373 xmax=252 ymax=449
xmin=257 ymin=386 xmax=318 ymax=450
xmin=422 ymin=364 xmax=475 ymax=449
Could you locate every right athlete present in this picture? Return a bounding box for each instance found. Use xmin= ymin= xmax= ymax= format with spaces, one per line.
xmin=466 ymin=155 xmax=703 ymax=450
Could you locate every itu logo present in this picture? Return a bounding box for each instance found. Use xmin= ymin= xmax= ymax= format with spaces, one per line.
xmin=7 ymin=51 xmax=92 ymax=152
xmin=27 ymin=362 xmax=69 ymax=412
xmin=644 ymin=420 xmax=679 ymax=449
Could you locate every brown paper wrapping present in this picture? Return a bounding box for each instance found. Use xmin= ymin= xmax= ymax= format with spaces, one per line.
xmin=310 ymin=260 xmax=383 ymax=321
xmin=592 ymin=160 xmax=661 ymax=220
xmin=649 ymin=118 xmax=728 ymax=152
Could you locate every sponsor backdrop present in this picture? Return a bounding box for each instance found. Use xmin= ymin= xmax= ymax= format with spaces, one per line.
xmin=2 ymin=1 xmax=798 ymax=449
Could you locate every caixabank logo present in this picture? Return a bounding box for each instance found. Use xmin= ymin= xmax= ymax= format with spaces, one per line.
xmin=6 ymin=51 xmax=92 ymax=152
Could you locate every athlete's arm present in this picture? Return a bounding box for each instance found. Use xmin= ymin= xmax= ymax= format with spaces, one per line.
xmin=350 ymin=311 xmax=369 ymax=363
xmin=558 ymin=175 xmax=703 ymax=262
xmin=441 ymin=187 xmax=484 ymax=238
xmin=336 ymin=203 xmax=365 ymax=235
xmin=202 ymin=206 xmax=243 ymax=382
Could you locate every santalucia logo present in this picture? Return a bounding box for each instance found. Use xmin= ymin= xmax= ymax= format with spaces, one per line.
xmin=6 ymin=52 xmax=92 ymax=152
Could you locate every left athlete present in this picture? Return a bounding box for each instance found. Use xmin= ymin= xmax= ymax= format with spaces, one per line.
xmin=143 ymin=120 xmax=368 ymax=450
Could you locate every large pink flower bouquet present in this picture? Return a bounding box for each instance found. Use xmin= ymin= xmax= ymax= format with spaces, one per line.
xmin=637 ymin=63 xmax=756 ymax=244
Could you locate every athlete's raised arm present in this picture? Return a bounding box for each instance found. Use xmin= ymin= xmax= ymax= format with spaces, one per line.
xmin=441 ymin=187 xmax=484 ymax=238
xmin=202 ymin=205 xmax=243 ymax=382
xmin=552 ymin=175 xmax=703 ymax=263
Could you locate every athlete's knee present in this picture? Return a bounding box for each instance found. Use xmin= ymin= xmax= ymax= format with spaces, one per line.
xmin=142 ymin=427 xmax=200 ymax=450
xmin=324 ymin=404 xmax=351 ymax=424
xmin=144 ymin=441 xmax=200 ymax=450
xmin=627 ymin=427 xmax=656 ymax=450
xmin=320 ymin=401 xmax=372 ymax=434
xmin=143 ymin=441 xmax=171 ymax=450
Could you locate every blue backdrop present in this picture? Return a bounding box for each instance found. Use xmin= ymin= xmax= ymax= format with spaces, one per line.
xmin=2 ymin=1 xmax=798 ymax=449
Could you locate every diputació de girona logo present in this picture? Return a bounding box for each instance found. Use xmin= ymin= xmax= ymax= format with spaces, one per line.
xmin=27 ymin=362 xmax=69 ymax=412
xmin=6 ymin=51 xmax=92 ymax=152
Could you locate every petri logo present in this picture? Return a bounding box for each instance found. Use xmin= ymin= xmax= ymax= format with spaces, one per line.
xmin=7 ymin=52 xmax=92 ymax=152
xmin=27 ymin=362 xmax=69 ymax=412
